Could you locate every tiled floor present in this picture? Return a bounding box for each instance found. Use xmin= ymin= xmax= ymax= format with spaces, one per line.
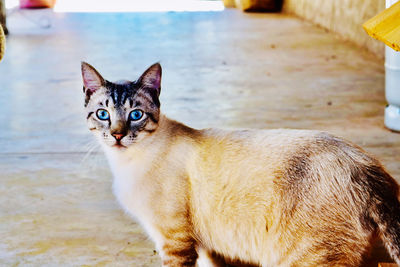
xmin=0 ymin=7 xmax=399 ymax=266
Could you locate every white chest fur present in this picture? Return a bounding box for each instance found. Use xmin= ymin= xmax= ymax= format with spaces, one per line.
xmin=112 ymin=162 xmax=144 ymax=215
xmin=104 ymin=147 xmax=153 ymax=219
xmin=103 ymin=147 xmax=166 ymax=247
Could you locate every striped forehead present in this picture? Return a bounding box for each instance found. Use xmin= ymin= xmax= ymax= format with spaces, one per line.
xmin=105 ymin=81 xmax=138 ymax=107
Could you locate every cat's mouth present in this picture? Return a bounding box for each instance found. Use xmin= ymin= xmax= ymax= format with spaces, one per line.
xmin=112 ymin=143 xmax=127 ymax=149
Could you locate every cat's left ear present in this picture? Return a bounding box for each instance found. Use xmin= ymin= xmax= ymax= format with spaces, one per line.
xmin=137 ymin=63 xmax=162 ymax=96
xmin=81 ymin=62 xmax=105 ymax=94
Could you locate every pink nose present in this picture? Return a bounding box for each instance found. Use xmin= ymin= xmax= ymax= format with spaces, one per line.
xmin=112 ymin=133 xmax=125 ymax=141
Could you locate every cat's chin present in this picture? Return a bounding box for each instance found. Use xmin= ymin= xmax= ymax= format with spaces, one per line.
xmin=112 ymin=144 xmax=128 ymax=150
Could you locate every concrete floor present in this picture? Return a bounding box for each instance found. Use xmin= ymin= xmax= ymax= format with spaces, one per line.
xmin=0 ymin=7 xmax=399 ymax=266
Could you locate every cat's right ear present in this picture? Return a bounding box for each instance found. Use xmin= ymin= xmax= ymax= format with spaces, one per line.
xmin=81 ymin=62 xmax=105 ymax=95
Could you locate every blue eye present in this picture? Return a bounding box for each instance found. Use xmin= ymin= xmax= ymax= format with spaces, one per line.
xmin=96 ymin=109 xmax=110 ymax=120
xmin=130 ymin=110 xmax=143 ymax=121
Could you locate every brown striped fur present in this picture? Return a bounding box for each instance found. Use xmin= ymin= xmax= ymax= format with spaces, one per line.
xmin=82 ymin=62 xmax=400 ymax=266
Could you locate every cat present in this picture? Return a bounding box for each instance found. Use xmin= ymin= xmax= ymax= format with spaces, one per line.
xmin=81 ymin=61 xmax=400 ymax=267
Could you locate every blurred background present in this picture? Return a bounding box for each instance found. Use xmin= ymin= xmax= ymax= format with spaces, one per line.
xmin=0 ymin=0 xmax=399 ymax=265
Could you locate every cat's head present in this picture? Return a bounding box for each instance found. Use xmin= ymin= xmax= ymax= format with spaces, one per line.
xmin=81 ymin=62 xmax=161 ymax=150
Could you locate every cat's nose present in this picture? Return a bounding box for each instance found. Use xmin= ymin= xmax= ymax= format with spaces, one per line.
xmin=112 ymin=133 xmax=125 ymax=141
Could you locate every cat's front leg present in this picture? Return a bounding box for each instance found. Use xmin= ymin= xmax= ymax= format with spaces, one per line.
xmin=159 ymin=237 xmax=198 ymax=267
xmin=196 ymin=247 xmax=226 ymax=267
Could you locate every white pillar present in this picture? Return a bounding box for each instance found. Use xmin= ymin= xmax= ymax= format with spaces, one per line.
xmin=384 ymin=0 xmax=400 ymax=131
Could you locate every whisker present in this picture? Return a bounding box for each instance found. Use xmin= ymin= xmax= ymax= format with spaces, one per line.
xmin=81 ymin=141 xmax=100 ymax=163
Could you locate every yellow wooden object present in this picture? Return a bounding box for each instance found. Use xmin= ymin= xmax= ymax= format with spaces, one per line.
xmin=222 ymin=0 xmax=236 ymax=8
xmin=363 ymin=1 xmax=400 ymax=51
xmin=0 ymin=24 xmax=4 ymax=62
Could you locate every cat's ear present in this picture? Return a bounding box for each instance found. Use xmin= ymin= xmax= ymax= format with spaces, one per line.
xmin=81 ymin=62 xmax=105 ymax=94
xmin=137 ymin=63 xmax=162 ymax=96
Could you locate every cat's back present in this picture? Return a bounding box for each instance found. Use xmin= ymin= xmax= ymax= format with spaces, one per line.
xmin=191 ymin=127 xmax=371 ymax=189
xmin=190 ymin=127 xmax=350 ymax=197
xmin=196 ymin=128 xmax=327 ymax=162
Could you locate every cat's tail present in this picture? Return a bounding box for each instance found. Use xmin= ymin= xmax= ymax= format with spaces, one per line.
xmin=367 ymin=165 xmax=400 ymax=266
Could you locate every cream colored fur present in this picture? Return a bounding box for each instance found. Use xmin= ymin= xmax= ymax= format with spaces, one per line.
xmin=102 ymin=114 xmax=334 ymax=266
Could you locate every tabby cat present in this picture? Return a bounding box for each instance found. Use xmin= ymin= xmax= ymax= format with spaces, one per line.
xmin=81 ymin=62 xmax=400 ymax=267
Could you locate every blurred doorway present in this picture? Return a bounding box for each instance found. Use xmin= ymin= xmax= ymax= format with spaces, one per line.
xmin=5 ymin=0 xmax=224 ymax=12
